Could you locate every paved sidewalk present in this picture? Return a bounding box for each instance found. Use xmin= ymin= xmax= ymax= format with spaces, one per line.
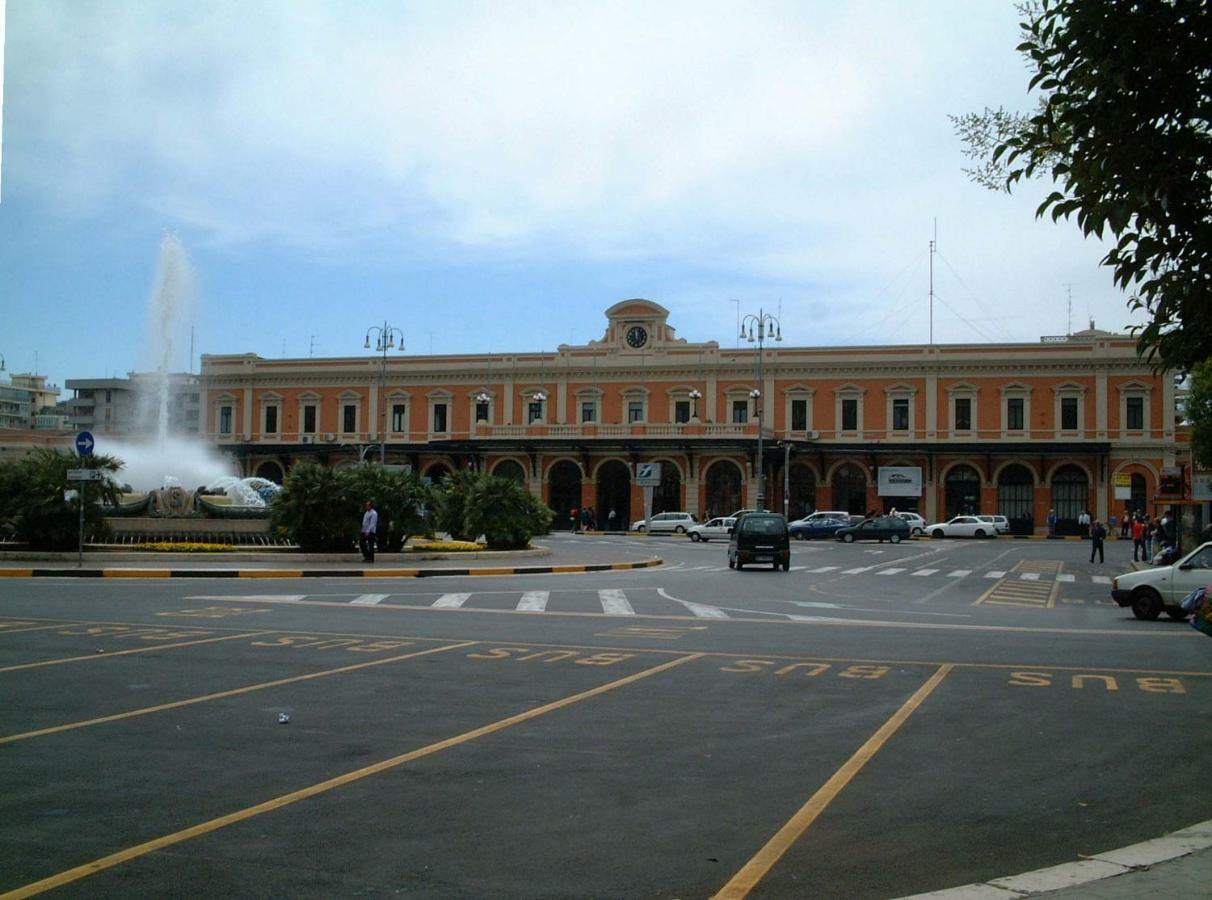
xmin=900 ymin=819 xmax=1212 ymax=899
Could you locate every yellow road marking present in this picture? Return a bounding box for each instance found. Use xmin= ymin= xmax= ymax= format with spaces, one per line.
xmin=0 ymin=641 xmax=476 ymax=746
xmin=470 ymin=567 xmax=514 ymax=576
xmin=239 ymin=570 xmax=304 ymax=578
xmin=713 ymin=664 xmax=953 ymax=899
xmin=2 ymin=652 xmax=702 ymax=899
xmin=0 ymin=569 xmax=34 ymax=578
xmin=0 ymin=624 xmax=67 ymax=636
xmin=0 ymin=631 xmax=269 ymax=674
xmin=101 ymin=570 xmax=170 ymax=579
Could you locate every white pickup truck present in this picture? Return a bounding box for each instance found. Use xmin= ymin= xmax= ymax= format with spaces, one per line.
xmin=1111 ymin=541 xmax=1212 ymax=620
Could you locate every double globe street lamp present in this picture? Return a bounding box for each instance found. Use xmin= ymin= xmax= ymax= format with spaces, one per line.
xmin=364 ymin=322 xmax=405 ymax=465
xmin=739 ymin=308 xmax=782 ymax=510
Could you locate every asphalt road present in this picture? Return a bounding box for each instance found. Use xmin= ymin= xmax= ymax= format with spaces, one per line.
xmin=1 ymin=534 xmax=1209 ymax=898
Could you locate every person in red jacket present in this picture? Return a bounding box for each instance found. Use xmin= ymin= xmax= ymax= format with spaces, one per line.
xmin=1132 ymin=517 xmax=1146 ymax=561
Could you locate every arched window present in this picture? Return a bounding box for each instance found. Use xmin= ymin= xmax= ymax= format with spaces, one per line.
xmin=1051 ymin=465 xmax=1089 ymax=529
xmin=1129 ymin=473 xmax=1147 ymax=515
xmin=788 ymin=464 xmax=816 ymax=520
xmin=491 ymin=459 xmax=527 ymax=484
xmin=831 ymin=463 xmax=868 ymax=515
xmin=548 ymin=460 xmax=582 ymax=530
xmin=997 ymin=464 xmax=1034 ymax=533
xmin=704 ymin=461 xmax=743 ymax=519
xmin=944 ymin=465 xmax=981 ymax=519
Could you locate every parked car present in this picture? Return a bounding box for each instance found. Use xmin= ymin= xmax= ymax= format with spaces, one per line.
xmin=926 ymin=516 xmax=993 ymax=538
xmin=976 ymin=514 xmax=1011 ymax=534
xmin=728 ymin=512 xmax=791 ymax=571
xmin=834 ymin=515 xmax=912 ymax=544
xmin=896 ymin=512 xmax=927 ymax=536
xmin=687 ymin=516 xmax=736 ymax=542
xmin=631 ymin=511 xmax=697 ymax=533
xmin=1111 ymin=541 xmax=1212 ymax=620
xmin=789 ymin=515 xmax=850 ymax=540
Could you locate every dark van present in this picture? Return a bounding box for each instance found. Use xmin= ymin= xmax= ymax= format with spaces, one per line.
xmin=728 ymin=512 xmax=791 ymax=571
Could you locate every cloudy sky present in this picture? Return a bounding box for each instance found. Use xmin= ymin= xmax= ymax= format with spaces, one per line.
xmin=0 ymin=1 xmax=1140 ymax=391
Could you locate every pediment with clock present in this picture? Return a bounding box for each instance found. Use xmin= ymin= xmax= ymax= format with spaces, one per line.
xmin=589 ymin=298 xmax=695 ymax=353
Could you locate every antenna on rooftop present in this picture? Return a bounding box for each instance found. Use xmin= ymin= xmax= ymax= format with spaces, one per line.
xmin=928 ymin=218 xmax=937 ymax=344
xmin=309 ymin=335 xmax=317 ymax=358
xmin=1065 ymin=283 xmax=1073 ymax=335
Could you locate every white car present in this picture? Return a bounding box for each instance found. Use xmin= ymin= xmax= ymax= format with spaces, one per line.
xmin=632 ymin=511 xmax=698 ymax=533
xmin=897 ymin=512 xmax=927 ymax=536
xmin=926 ymin=516 xmax=994 ymax=538
xmin=1112 ymin=541 xmax=1212 ymax=620
xmin=687 ymin=516 xmax=736 ymax=542
xmin=977 ymin=515 xmax=1011 ymax=534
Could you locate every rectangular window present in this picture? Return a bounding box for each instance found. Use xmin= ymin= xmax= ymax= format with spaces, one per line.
xmin=264 ymin=406 xmax=278 ymax=434
xmin=841 ymin=398 xmax=858 ymax=431
xmin=674 ymin=400 xmax=691 ymax=424
xmin=474 ymin=401 xmax=489 ymax=424
xmin=628 ymin=400 xmax=644 ymax=423
xmin=581 ymin=401 xmax=596 ymax=423
xmin=342 ymin=404 xmax=357 ymax=433
xmin=954 ymin=398 xmax=971 ymax=431
xmin=1126 ymin=396 xmax=1144 ymax=430
xmin=1061 ymin=397 xmax=1078 ymax=430
xmin=302 ymin=405 xmax=317 ymax=434
xmin=732 ymin=400 xmax=748 ymax=424
xmin=219 ymin=405 xmax=232 ymax=435
xmin=791 ymin=399 xmax=808 ymax=431
xmin=432 ymin=403 xmax=447 ymax=433
xmin=892 ymin=398 xmax=909 ymax=431
xmin=1007 ymin=398 xmax=1024 ymax=431
xmin=528 ymin=401 xmax=543 ymax=424
xmin=392 ymin=404 xmax=408 ymax=431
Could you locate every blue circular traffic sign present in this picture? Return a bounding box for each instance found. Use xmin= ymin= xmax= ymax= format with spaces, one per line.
xmin=75 ymin=431 xmax=95 ymax=456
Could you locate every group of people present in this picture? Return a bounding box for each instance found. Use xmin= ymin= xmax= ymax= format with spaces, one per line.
xmin=569 ymin=506 xmax=618 ymax=532
xmin=1128 ymin=512 xmax=1174 ymax=563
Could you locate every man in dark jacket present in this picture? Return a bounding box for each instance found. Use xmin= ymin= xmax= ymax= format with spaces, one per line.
xmin=1089 ymin=520 xmax=1107 ymax=564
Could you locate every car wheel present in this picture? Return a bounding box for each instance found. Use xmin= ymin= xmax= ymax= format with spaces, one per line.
xmin=842 ymin=533 xmax=855 ymax=543
xmin=913 ymin=527 xmax=924 ymax=536
xmin=1130 ymin=588 xmax=1163 ymax=621
xmin=932 ymin=529 xmax=945 ymax=539
xmin=728 ymin=556 xmax=735 ymax=569
xmin=974 ymin=529 xmax=986 ymax=538
xmin=689 ymin=532 xmax=701 ymax=542
xmin=636 ymin=525 xmax=645 ymax=533
xmin=674 ymin=525 xmax=686 ymax=534
xmin=736 ymin=560 xmax=744 ymax=570
xmin=890 ymin=533 xmax=901 ymax=544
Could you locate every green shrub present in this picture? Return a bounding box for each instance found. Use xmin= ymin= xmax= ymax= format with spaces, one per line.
xmin=0 ymin=448 xmax=121 ymax=551
xmin=430 ymin=468 xmax=478 ymax=542
xmin=463 ymin=475 xmax=553 ymax=550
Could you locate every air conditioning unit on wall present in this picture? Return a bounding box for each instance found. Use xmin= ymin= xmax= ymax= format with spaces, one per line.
xmin=324 ymin=433 xmax=337 ymax=442
xmin=805 ymin=430 xmax=821 ymax=440
xmin=301 ymin=435 xmax=315 ymax=444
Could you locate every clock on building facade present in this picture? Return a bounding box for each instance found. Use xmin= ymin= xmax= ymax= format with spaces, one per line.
xmin=625 ymin=325 xmax=648 ymax=349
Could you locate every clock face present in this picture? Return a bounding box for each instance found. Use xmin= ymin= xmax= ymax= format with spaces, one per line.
xmin=625 ymin=325 xmax=648 ymax=349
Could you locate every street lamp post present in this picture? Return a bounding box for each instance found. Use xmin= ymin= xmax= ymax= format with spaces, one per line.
xmin=740 ymin=308 xmax=782 ymax=510
xmin=364 ymin=322 xmax=405 ymax=465
xmin=688 ymin=388 xmax=702 ymax=421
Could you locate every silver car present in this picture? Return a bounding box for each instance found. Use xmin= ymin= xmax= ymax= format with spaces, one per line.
xmin=631 ymin=511 xmax=698 ymax=533
xmin=687 ymin=516 xmax=736 ymax=542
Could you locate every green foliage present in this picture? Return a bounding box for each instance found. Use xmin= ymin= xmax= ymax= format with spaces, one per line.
xmin=0 ymin=448 xmax=121 ymax=550
xmin=430 ymin=468 xmax=479 ymax=542
xmin=953 ymin=0 xmax=1212 ymax=372
xmin=1186 ymin=362 xmax=1212 ymax=471
xmin=269 ymin=461 xmax=432 ymax=552
xmin=462 ymin=475 xmax=553 ymax=550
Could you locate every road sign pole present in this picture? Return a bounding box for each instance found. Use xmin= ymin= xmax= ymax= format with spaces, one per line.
xmin=78 ymin=479 xmax=85 ymax=568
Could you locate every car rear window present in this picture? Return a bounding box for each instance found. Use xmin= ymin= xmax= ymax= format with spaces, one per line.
xmin=741 ymin=516 xmax=785 ymax=535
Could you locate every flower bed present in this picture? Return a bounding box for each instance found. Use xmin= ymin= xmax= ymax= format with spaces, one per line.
xmin=409 ymin=540 xmax=486 ymax=552
xmin=132 ymin=542 xmax=236 ymax=553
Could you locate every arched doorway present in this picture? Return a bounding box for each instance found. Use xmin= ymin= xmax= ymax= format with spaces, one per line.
xmin=595 ymin=460 xmax=631 ymax=531
xmin=831 ymin=463 xmax=868 ymax=515
xmin=654 ymin=461 xmax=682 ymax=514
xmin=788 ymin=464 xmax=816 ymax=520
xmin=998 ymin=464 xmax=1035 ymax=534
xmin=1129 ymin=473 xmax=1148 ymax=516
xmin=491 ymin=459 xmax=526 ymax=484
xmin=1051 ymin=464 xmax=1089 ymax=534
xmin=944 ymin=464 xmax=981 ymax=519
xmin=704 ymin=460 xmax=743 ymax=519
xmin=548 ymin=460 xmax=582 ymax=530
xmin=253 ymin=461 xmax=284 ymax=484
xmin=424 ymin=463 xmax=452 ymax=484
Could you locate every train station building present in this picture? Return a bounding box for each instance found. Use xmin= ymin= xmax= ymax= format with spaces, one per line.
xmin=198 ymin=299 xmax=1188 ymax=534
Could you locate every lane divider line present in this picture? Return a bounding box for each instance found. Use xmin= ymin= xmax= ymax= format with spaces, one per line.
xmin=0 ymin=559 xmax=663 ymax=579
xmin=2 ymin=652 xmax=703 ymax=899
xmin=713 ymin=664 xmax=954 ymax=899
xmin=0 ymin=631 xmax=270 ymax=674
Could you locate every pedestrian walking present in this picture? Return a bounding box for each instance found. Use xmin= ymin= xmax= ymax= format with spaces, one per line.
xmin=608 ymin=508 xmax=617 ymax=531
xmin=1120 ymin=507 xmax=1131 ymax=538
xmin=1132 ymin=516 xmax=1145 ymax=561
xmin=570 ymin=506 xmax=580 ymax=533
xmin=360 ymin=500 xmax=378 ymax=563
xmin=1089 ymin=520 xmax=1106 ymax=563
xmin=1078 ymin=510 xmax=1091 ymax=539
xmin=1047 ymin=508 xmax=1058 ymax=538
xmin=1144 ymin=517 xmax=1156 ymax=560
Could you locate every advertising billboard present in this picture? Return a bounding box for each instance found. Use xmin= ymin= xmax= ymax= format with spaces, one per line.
xmin=878 ymin=466 xmax=922 ymax=497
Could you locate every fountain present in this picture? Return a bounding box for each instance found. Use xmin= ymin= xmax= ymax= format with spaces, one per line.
xmin=101 ymin=235 xmax=283 ymax=544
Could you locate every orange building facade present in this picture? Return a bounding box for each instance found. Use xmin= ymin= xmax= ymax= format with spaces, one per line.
xmin=200 ymin=300 xmax=1186 ymax=533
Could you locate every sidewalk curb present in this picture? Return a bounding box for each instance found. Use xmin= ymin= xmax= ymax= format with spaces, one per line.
xmin=896 ymin=818 xmax=1212 ymax=898
xmin=0 ymin=558 xmax=664 ymax=579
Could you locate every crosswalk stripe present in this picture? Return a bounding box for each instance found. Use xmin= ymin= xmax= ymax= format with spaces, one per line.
xmin=599 ymin=589 xmax=635 ymax=615
xmin=911 ymin=569 xmax=938 ymax=577
xmin=842 ymin=566 xmax=874 ymax=575
xmin=1019 ymin=573 xmax=1041 ymax=581
xmin=1056 ymin=574 xmax=1076 ymax=583
xmin=984 ymin=570 xmax=1006 ymax=579
xmin=947 ymin=570 xmax=971 ymax=577
xmin=1092 ymin=575 xmax=1112 ymax=584
xmin=682 ymin=602 xmax=730 ymax=619
xmin=806 ymin=566 xmax=840 ymax=573
xmin=876 ymin=568 xmax=906 ymax=576
xmin=516 ymin=591 xmax=549 ymax=612
xmin=432 ymin=593 xmax=471 ymax=609
xmin=350 ymin=594 xmax=388 ymax=606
